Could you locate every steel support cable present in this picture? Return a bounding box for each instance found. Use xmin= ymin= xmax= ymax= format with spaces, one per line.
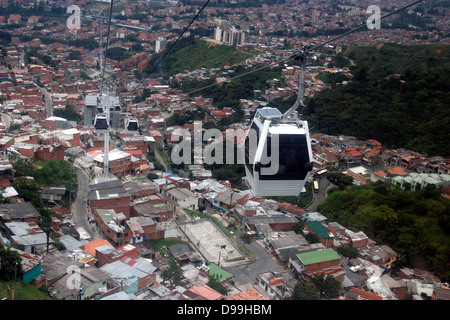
xmin=99 ymin=0 xmax=115 ymax=95
xmin=130 ymin=0 xmax=212 ymax=94
xmin=185 ymin=0 xmax=425 ymax=96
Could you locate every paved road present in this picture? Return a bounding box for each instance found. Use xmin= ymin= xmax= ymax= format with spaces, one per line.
xmin=223 ymin=230 xmax=296 ymax=289
xmin=307 ymin=177 xmax=332 ymax=212
xmin=39 ymin=86 xmax=53 ymax=118
xmin=70 ymin=166 xmax=102 ymax=240
xmin=154 ymin=145 xmax=170 ymax=172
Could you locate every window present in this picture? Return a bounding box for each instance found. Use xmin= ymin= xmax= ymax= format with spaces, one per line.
xmin=259 ymin=134 xmax=311 ymax=181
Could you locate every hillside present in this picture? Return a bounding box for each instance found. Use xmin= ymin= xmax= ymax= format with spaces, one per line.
xmin=317 ymin=181 xmax=450 ymax=282
xmin=145 ymin=37 xmax=255 ymax=75
xmin=0 ymin=280 xmax=53 ymax=300
xmin=304 ymin=43 xmax=450 ymax=157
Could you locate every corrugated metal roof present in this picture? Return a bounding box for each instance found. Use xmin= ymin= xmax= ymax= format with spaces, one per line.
xmin=305 ymin=220 xmax=332 ymax=239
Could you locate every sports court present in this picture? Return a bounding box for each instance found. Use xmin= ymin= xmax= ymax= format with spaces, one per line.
xmin=181 ymin=218 xmax=247 ymax=267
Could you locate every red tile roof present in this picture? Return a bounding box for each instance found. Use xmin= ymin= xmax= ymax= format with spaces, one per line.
xmin=230 ymin=288 xmax=268 ymax=300
xmin=387 ymin=166 xmax=406 ymax=176
xmin=349 ymin=287 xmax=383 ymax=300
xmin=81 ymin=239 xmax=113 ymax=257
xmin=185 ymin=285 xmax=223 ymax=300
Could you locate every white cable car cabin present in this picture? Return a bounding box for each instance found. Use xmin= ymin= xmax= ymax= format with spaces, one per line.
xmin=126 ymin=117 xmax=139 ymax=132
xmin=244 ymin=107 xmax=313 ymax=197
xmin=94 ymin=114 xmax=109 ymax=134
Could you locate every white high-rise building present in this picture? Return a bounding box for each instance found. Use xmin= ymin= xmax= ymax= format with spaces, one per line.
xmin=213 ymin=25 xmax=245 ymax=46
xmin=155 ymin=37 xmax=167 ymax=53
xmin=214 ymin=27 xmax=222 ymax=42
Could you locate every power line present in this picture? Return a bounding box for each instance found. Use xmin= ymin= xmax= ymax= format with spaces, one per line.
xmin=130 ymin=0 xmax=212 ymax=94
xmin=185 ymin=0 xmax=425 ymax=96
xmin=304 ymin=0 xmax=425 ymax=55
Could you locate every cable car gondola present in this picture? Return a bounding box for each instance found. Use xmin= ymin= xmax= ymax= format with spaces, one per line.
xmin=244 ymin=107 xmax=313 ymax=197
xmin=126 ymin=117 xmax=139 ymax=132
xmin=94 ymin=114 xmax=109 ymax=134
xmin=243 ymin=46 xmax=314 ymax=197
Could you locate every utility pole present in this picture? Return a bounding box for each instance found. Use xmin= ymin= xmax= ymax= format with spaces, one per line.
xmin=14 ymin=261 xmax=18 ymax=300
xmin=218 ymin=245 xmax=226 ymax=267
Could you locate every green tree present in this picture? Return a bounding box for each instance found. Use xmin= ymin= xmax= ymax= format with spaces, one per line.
xmin=369 ymin=204 xmax=398 ymax=230
xmin=0 ymin=244 xmax=22 ymax=281
xmin=147 ymin=172 xmax=159 ymax=180
xmin=68 ymin=51 xmax=81 ymax=60
xmin=240 ymin=233 xmax=253 ymax=244
xmin=336 ymin=246 xmax=358 ymax=259
xmin=207 ymin=274 xmax=228 ymax=295
xmin=292 ymin=220 xmax=305 ymax=234
xmin=106 ymin=47 xmax=131 ymax=61
xmin=292 ymin=281 xmax=320 ymax=300
xmin=310 ymin=273 xmax=341 ymax=299
xmin=305 ymin=232 xmax=319 ymax=244
xmin=327 ymin=172 xmax=354 ymax=187
xmin=36 ymin=159 xmax=76 ymax=189
xmin=11 ymin=159 xmax=34 ymax=177
xmin=12 ymin=178 xmax=42 ymax=210
xmin=160 ymin=259 xmax=184 ymax=288
xmin=53 ymin=104 xmax=81 ymax=122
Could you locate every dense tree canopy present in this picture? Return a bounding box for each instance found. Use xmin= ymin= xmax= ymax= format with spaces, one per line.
xmin=305 ymin=44 xmax=450 ymax=157
xmin=317 ymin=181 xmax=450 ymax=282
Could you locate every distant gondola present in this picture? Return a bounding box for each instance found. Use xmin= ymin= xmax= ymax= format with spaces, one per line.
xmin=126 ymin=117 xmax=139 ymax=132
xmin=94 ymin=114 xmax=109 ymax=134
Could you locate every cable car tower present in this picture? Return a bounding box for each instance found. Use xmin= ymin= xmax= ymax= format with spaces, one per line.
xmin=92 ymin=1 xmax=115 ymax=176
xmin=94 ymin=92 xmax=111 ymax=174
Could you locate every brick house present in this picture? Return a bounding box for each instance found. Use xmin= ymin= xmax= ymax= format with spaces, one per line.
xmin=89 ymin=148 xmax=134 ymax=177
xmin=295 ymin=248 xmax=341 ymax=273
xmin=291 ymin=248 xmax=345 ymax=282
xmin=242 ymin=214 xmax=298 ymax=232
xmin=88 ymin=185 xmax=131 ymax=218
xmin=93 ymin=242 xmax=123 ymax=267
xmin=94 ymin=208 xmax=159 ymax=246
xmin=132 ymin=201 xmax=173 ymax=222
xmin=121 ymin=136 xmax=148 ymax=156
xmin=35 ymin=143 xmax=65 ymax=161
xmin=123 ymin=180 xmax=158 ymax=199
xmin=304 ymin=221 xmax=334 ymax=247
xmin=0 ymin=136 xmax=14 ymax=153
xmin=8 ymin=14 xmax=21 ymax=24
xmin=100 ymin=257 xmax=157 ymax=294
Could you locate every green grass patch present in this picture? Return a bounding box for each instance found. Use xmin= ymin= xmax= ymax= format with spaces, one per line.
xmin=0 ymin=280 xmax=53 ymax=300
xmin=148 ymin=38 xmax=255 ymax=75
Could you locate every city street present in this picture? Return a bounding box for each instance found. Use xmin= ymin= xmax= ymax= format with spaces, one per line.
xmin=39 ymin=86 xmax=53 ymax=118
xmin=70 ymin=166 xmax=102 ymax=240
xmin=223 ymin=230 xmax=296 ymax=290
xmin=307 ymin=176 xmax=333 ymax=212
